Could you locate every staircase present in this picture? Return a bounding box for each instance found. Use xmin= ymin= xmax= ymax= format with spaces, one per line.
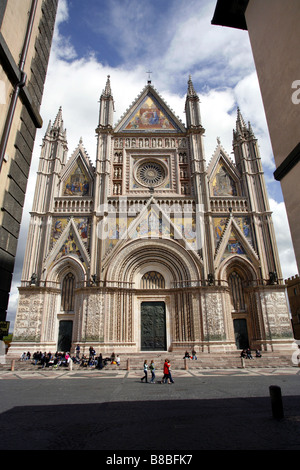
xmin=0 ymin=351 xmax=296 ymax=372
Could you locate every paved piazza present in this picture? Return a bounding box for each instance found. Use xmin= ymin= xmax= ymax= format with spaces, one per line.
xmin=0 ymin=367 xmax=299 ymax=380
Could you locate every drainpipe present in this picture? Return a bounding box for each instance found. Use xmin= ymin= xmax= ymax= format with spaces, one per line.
xmin=0 ymin=0 xmax=38 ymax=170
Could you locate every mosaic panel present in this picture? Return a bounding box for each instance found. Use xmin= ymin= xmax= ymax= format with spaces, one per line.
xmin=63 ymin=159 xmax=90 ymax=196
xmin=51 ymin=217 xmax=90 ymax=250
xmin=54 ymin=230 xmax=86 ymax=267
xmin=211 ymin=162 xmax=237 ymax=196
xmin=124 ymin=96 xmax=176 ymax=131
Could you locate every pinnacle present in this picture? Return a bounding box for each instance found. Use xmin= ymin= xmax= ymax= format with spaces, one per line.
xmin=53 ymin=106 xmax=63 ymax=128
xmin=187 ymin=75 xmax=198 ymax=98
xmin=102 ymin=75 xmax=112 ymax=97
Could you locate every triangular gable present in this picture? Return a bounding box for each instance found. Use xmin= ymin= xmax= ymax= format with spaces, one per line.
xmin=45 ymin=218 xmax=90 ymax=271
xmin=101 ymin=196 xmax=202 ymax=269
xmin=50 ymin=216 xmax=91 ymax=252
xmin=214 ymin=216 xmax=259 ymax=267
xmin=114 ymin=85 xmax=186 ymax=133
xmin=60 ymin=139 xmax=94 ymax=197
xmin=208 ymin=141 xmax=241 ymax=197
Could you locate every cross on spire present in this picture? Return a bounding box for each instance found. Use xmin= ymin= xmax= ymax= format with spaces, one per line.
xmin=146 ymin=70 xmax=152 ymax=83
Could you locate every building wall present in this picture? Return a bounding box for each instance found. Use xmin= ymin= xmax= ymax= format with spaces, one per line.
xmin=0 ymin=0 xmax=58 ymax=322
xmin=244 ymin=0 xmax=300 ymax=273
xmin=286 ymin=275 xmax=300 ymax=340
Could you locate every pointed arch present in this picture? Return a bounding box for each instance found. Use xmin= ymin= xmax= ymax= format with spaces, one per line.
xmin=44 ymin=218 xmax=90 ymax=277
xmin=214 ymin=216 xmax=259 ymax=270
xmin=61 ymin=272 xmax=75 ymax=311
xmin=45 ymin=255 xmax=87 ymax=286
xmin=59 ymin=140 xmax=94 ymax=197
xmin=217 ymin=254 xmax=258 ymax=286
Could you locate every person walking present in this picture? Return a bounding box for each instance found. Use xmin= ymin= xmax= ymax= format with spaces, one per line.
xmin=150 ymin=360 xmax=155 ymax=383
xmin=141 ymin=360 xmax=148 ymax=382
xmin=167 ymin=359 xmax=174 ymax=383
xmin=163 ymin=358 xmax=174 ymax=384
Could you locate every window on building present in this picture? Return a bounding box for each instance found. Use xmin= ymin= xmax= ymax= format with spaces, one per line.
xmin=141 ymin=271 xmax=165 ymax=289
xmin=228 ymin=271 xmax=245 ymax=311
xmin=61 ymin=272 xmax=75 ymax=311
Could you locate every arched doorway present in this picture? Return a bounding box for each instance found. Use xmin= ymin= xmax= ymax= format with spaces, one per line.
xmin=140 ymin=271 xmax=167 ymax=350
xmin=228 ymin=268 xmax=250 ymax=349
xmin=104 ymin=238 xmax=202 ymax=352
xmin=216 ymin=254 xmax=260 ymax=351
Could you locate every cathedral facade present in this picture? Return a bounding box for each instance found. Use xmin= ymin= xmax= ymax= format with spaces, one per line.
xmin=9 ymin=76 xmax=294 ymax=356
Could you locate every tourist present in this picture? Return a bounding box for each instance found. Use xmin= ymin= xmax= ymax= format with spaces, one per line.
xmin=141 ymin=360 xmax=148 ymax=382
xmin=246 ymin=348 xmax=253 ymax=359
xmin=167 ymin=359 xmax=174 ymax=383
xmin=97 ymin=353 xmax=104 ymax=369
xmin=116 ymin=355 xmax=120 ymax=366
xmin=192 ymin=349 xmax=197 ymax=360
xmin=150 ymin=360 xmax=155 ymax=383
xmin=240 ymin=349 xmax=247 ymax=358
xmin=163 ymin=358 xmax=174 ymax=383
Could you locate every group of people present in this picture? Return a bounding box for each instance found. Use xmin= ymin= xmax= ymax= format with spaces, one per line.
xmin=240 ymin=348 xmax=262 ymax=359
xmin=73 ymin=346 xmax=121 ymax=369
xmin=20 ymin=351 xmax=31 ymax=361
xmin=141 ymin=358 xmax=174 ymax=384
xmin=30 ymin=351 xmax=72 ymax=368
xmin=183 ymin=349 xmax=197 ymax=360
xmin=20 ymin=347 xmax=121 ymax=370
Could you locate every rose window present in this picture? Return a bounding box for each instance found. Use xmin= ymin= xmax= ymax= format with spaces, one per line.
xmin=136 ymin=161 xmax=166 ymax=187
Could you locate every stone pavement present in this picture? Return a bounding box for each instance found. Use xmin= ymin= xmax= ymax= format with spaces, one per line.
xmin=0 ymin=366 xmax=299 ymax=380
xmin=0 ymin=366 xmax=299 ymax=452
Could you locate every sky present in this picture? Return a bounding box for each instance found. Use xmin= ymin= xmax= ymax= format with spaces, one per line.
xmin=6 ymin=0 xmax=298 ymax=329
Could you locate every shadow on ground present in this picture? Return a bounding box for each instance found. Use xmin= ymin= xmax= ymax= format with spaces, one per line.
xmin=0 ymin=396 xmax=299 ymax=450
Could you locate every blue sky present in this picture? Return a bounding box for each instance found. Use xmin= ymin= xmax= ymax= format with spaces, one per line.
xmin=6 ymin=0 xmax=297 ymax=327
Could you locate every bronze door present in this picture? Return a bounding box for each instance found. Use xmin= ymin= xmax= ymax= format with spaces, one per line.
xmin=57 ymin=320 xmax=73 ymax=352
xmin=141 ymin=301 xmax=166 ymax=351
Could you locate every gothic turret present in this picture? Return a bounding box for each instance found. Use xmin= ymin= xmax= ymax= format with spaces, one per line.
xmin=185 ymin=75 xmax=203 ymax=129
xmin=32 ymin=106 xmax=68 ymax=213
xmin=233 ymin=108 xmax=282 ymax=280
xmin=97 ymin=75 xmax=115 ymax=129
xmin=21 ymin=107 xmax=68 ymax=282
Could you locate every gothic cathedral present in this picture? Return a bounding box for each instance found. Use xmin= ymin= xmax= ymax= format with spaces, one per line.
xmin=10 ymin=76 xmax=294 ymax=356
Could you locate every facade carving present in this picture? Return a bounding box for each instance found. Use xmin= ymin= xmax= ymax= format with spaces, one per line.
xmin=9 ymin=76 xmax=294 ymax=356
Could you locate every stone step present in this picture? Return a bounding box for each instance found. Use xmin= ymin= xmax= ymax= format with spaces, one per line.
xmin=0 ymin=351 xmax=295 ymax=371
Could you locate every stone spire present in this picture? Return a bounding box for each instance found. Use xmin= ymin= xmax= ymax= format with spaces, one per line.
xmin=233 ymin=107 xmax=255 ymax=142
xmin=53 ymin=106 xmax=63 ymax=128
xmin=102 ymin=75 xmax=112 ymax=98
xmin=187 ymin=75 xmax=198 ymax=98
xmin=44 ymin=106 xmax=67 ymax=142
xmin=185 ymin=75 xmax=202 ymax=129
xmin=98 ymin=75 xmax=114 ymax=128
